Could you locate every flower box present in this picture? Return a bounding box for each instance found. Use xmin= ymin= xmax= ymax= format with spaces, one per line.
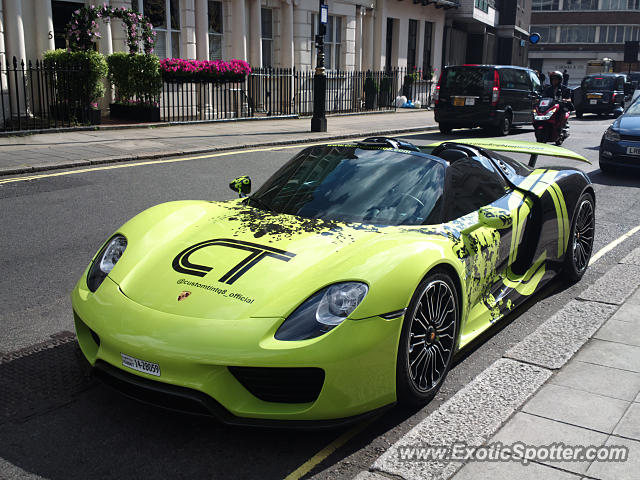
xmin=110 ymin=103 xmax=160 ymax=122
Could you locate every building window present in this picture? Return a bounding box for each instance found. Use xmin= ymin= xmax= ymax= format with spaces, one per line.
xmin=52 ymin=1 xmax=85 ymax=50
xmin=563 ymin=0 xmax=598 ymax=9
xmin=407 ymin=20 xmax=418 ymax=71
xmin=531 ymin=25 xmax=558 ymax=43
xmin=422 ymin=21 xmax=433 ymax=75
xmin=601 ymin=0 xmax=640 ymax=9
xmin=531 ymin=0 xmax=559 ymax=9
xmin=475 ymin=0 xmax=489 ymax=12
xmin=559 ymin=25 xmax=596 ymax=43
xmin=385 ymin=18 xmax=394 ymax=71
xmin=208 ymin=0 xmax=223 ymax=60
xmin=136 ymin=0 xmax=181 ymax=58
xmin=600 ymin=25 xmax=640 ymax=42
xmin=311 ymin=14 xmax=343 ymax=70
xmin=261 ymin=8 xmax=273 ymax=67
xmin=326 ymin=16 xmax=342 ymax=70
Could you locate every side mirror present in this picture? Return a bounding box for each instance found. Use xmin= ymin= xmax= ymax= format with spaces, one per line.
xmin=478 ymin=206 xmax=513 ymax=230
xmin=229 ymin=176 xmax=251 ymax=197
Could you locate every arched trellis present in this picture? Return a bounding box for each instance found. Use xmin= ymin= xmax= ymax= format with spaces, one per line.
xmin=66 ymin=5 xmax=156 ymax=55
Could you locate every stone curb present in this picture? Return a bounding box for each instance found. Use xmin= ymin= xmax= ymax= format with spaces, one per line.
xmin=0 ymin=125 xmax=438 ymax=177
xmin=357 ymin=247 xmax=640 ymax=480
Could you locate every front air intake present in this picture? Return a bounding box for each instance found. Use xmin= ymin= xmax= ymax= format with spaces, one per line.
xmin=228 ymin=366 xmax=325 ymax=403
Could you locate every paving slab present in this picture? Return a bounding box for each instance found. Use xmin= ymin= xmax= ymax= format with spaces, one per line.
xmin=573 ymin=339 xmax=640 ymax=373
xmin=451 ymin=456 xmax=580 ymax=480
xmin=584 ymin=436 xmax=640 ymax=480
xmin=577 ymin=264 xmax=640 ymax=305
xmin=504 ymin=300 xmax=617 ymax=370
xmin=594 ymin=320 xmax=640 ymax=347
xmin=613 ymin=403 xmax=640 ymax=441
xmin=489 ymin=413 xmax=608 ymax=475
xmin=549 ymin=360 xmax=640 ymax=402
xmin=371 ymin=359 xmax=551 ymax=480
xmin=522 ymin=384 xmax=630 ymax=433
xmin=608 ymin=302 xmax=640 ymax=325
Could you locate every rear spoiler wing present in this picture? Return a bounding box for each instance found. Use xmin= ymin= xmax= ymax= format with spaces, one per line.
xmin=423 ymin=139 xmax=590 ymax=167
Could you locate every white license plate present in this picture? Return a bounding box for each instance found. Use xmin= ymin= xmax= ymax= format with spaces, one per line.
xmin=121 ymin=353 xmax=161 ymax=376
xmin=590 ymin=99 xmax=598 ymax=105
xmin=465 ymin=97 xmax=475 ymax=106
xmin=627 ymin=147 xmax=640 ymax=156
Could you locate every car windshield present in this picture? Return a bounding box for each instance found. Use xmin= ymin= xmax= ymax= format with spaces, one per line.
xmin=625 ymin=98 xmax=640 ymax=115
xmin=582 ymin=76 xmax=615 ymax=90
xmin=249 ymin=146 xmax=445 ymax=226
xmin=440 ymin=67 xmax=494 ymax=95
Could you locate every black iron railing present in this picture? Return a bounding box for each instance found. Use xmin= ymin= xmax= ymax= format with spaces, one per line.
xmin=159 ymin=67 xmax=434 ymax=122
xmin=1 ymin=59 xmax=434 ymax=131
xmin=1 ymin=56 xmax=99 ymax=132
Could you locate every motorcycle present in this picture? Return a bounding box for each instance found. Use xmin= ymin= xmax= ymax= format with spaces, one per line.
xmin=533 ymin=97 xmax=572 ymax=145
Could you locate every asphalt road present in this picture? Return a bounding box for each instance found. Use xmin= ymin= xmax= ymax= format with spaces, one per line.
xmin=2 ymin=115 xmax=640 ymax=480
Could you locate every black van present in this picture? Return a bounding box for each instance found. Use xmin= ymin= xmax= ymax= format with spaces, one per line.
xmin=434 ymin=65 xmax=542 ymax=136
xmin=573 ymin=73 xmax=631 ymax=118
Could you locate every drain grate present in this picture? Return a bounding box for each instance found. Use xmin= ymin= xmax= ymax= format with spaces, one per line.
xmin=0 ymin=333 xmax=94 ymax=423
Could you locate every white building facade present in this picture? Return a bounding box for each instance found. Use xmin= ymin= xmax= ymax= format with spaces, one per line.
xmin=1 ymin=0 xmax=454 ymax=75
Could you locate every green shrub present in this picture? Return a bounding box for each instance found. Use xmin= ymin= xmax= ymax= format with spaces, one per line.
xmin=107 ymin=52 xmax=162 ymax=106
xmin=42 ymin=49 xmax=108 ymax=106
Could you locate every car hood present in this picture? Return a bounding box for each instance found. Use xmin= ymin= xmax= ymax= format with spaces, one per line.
xmin=108 ymin=199 xmax=441 ymax=320
xmin=613 ymin=114 xmax=640 ymax=135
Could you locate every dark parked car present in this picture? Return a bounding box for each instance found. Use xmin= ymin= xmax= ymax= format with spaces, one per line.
xmin=600 ymin=96 xmax=640 ymax=173
xmin=574 ymin=73 xmax=632 ymax=118
xmin=628 ymin=72 xmax=640 ymax=90
xmin=434 ymin=65 xmax=542 ymax=136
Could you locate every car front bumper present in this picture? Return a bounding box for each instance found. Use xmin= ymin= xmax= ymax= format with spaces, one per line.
xmin=600 ymin=137 xmax=640 ymax=169
xmin=72 ymin=276 xmax=403 ymax=423
xmin=579 ymin=101 xmax=622 ymax=114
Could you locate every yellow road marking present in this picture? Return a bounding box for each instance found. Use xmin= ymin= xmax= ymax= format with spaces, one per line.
xmin=283 ymin=415 xmax=380 ymax=480
xmin=0 ymin=129 xmax=442 ymax=186
xmin=590 ymin=224 xmax=640 ymax=265
xmin=0 ymin=142 xmax=334 ymax=185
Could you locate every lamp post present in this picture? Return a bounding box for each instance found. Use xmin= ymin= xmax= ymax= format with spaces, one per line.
xmin=311 ymin=0 xmax=328 ymax=132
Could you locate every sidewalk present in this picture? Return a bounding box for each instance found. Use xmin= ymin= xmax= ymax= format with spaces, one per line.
xmin=360 ymin=247 xmax=640 ymax=480
xmin=0 ymin=109 xmax=436 ymax=176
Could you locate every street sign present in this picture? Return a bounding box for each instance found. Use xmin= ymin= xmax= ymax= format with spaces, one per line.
xmin=529 ymin=32 xmax=540 ymax=45
xmin=320 ymin=4 xmax=328 ymax=24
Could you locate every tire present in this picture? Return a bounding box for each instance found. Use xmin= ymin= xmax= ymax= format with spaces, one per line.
xmin=599 ymin=162 xmax=614 ymax=174
xmin=494 ymin=113 xmax=512 ymax=136
xmin=575 ymin=110 xmax=583 ymax=119
xmin=562 ymin=192 xmax=595 ymax=282
xmin=396 ymin=271 xmax=459 ymax=407
xmin=439 ymin=123 xmax=453 ymax=135
xmin=535 ymin=126 xmax=548 ymax=143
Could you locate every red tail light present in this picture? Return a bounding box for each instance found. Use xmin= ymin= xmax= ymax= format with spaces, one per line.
xmin=491 ymin=69 xmax=500 ymax=106
xmin=434 ymin=71 xmax=443 ymax=104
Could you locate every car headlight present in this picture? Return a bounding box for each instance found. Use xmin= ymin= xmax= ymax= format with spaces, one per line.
xmin=604 ymin=127 xmax=621 ymax=142
xmin=87 ymin=235 xmax=127 ymax=292
xmin=275 ymin=282 xmax=369 ymax=341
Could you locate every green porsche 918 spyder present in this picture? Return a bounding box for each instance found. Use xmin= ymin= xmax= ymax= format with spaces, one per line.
xmin=72 ymin=137 xmax=595 ymax=427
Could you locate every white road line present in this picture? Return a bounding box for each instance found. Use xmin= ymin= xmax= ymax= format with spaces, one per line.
xmin=590 ymin=224 xmax=640 ymax=265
